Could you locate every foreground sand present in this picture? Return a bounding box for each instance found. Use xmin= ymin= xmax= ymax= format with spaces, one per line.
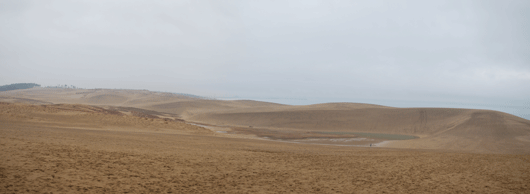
xmin=1 ymin=103 xmax=529 ymax=193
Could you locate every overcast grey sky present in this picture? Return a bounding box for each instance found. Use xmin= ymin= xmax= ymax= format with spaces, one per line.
xmin=1 ymin=0 xmax=529 ymax=111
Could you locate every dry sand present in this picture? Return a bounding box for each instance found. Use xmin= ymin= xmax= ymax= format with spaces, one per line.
xmin=1 ymin=88 xmax=530 ymax=193
xmin=2 ymin=88 xmax=530 ymax=154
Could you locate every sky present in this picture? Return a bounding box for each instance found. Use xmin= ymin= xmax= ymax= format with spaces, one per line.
xmin=1 ymin=0 xmax=529 ymax=118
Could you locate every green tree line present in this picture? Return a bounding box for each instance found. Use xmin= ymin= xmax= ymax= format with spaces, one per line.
xmin=0 ymin=83 xmax=40 ymax=91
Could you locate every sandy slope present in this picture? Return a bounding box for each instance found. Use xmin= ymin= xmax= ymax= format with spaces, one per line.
xmin=1 ymin=102 xmax=529 ymax=193
xmin=0 ymin=102 xmax=211 ymax=135
xmin=192 ymin=108 xmax=530 ymax=154
xmin=0 ymin=88 xmax=286 ymax=116
xmin=2 ymin=88 xmax=530 ymax=154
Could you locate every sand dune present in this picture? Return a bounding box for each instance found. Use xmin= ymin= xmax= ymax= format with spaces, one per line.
xmin=0 ymin=102 xmax=211 ymax=135
xmin=2 ymin=88 xmax=530 ymax=154
xmin=0 ymin=88 xmax=285 ymax=114
xmin=86 ymin=94 xmax=128 ymax=104
xmin=190 ymin=107 xmax=530 ymax=154
xmin=1 ymin=101 xmax=529 ymax=193
xmin=0 ymin=89 xmax=529 ymax=193
xmin=0 ymin=88 xmax=194 ymax=106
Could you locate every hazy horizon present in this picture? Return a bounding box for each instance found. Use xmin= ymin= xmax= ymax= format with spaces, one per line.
xmin=1 ymin=0 xmax=529 ymax=118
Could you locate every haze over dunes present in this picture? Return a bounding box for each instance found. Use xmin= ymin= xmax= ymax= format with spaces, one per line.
xmin=2 ymin=1 xmax=529 ymax=192
xmin=2 ymin=87 xmax=529 ymax=154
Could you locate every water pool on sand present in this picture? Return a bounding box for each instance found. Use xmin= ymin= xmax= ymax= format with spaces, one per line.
xmin=316 ymin=131 xmax=418 ymax=140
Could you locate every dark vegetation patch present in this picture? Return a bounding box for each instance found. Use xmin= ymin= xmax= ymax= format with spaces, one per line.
xmin=0 ymin=83 xmax=40 ymax=91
